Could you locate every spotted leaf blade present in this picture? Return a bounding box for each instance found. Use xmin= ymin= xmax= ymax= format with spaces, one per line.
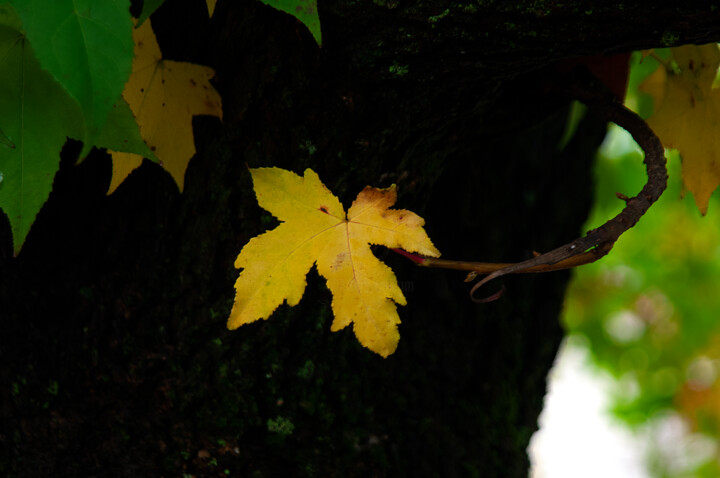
xmin=229 ymin=168 xmax=440 ymax=357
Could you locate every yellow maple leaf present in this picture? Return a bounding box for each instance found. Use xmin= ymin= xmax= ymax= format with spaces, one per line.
xmin=107 ymin=152 xmax=144 ymax=194
xmin=112 ymin=18 xmax=223 ymax=192
xmin=640 ymin=44 xmax=720 ymax=214
xmin=207 ymin=0 xmax=217 ymax=17
xmin=229 ymin=167 xmax=440 ymax=357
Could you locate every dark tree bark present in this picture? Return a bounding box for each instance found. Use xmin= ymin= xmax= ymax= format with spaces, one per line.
xmin=2 ymin=1 xmax=720 ymax=477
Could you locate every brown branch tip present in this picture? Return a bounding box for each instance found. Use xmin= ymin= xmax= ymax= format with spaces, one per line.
xmin=395 ymin=74 xmax=668 ymax=303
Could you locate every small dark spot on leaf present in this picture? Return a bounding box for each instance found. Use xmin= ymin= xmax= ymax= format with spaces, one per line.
xmin=319 ymin=206 xmax=329 ymax=214
xmin=150 ymin=146 xmax=157 ymax=151
xmin=190 ymin=79 xmax=197 ymax=87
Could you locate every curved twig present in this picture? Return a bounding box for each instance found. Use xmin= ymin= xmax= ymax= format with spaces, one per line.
xmin=467 ymin=81 xmax=666 ymax=301
xmin=415 ymin=238 xmax=615 ymax=276
xmin=394 ymin=77 xmax=668 ymax=302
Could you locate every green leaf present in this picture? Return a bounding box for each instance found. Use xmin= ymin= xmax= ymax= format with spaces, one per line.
xmin=95 ymin=98 xmax=159 ymax=162
xmin=136 ymin=0 xmax=165 ymax=27
xmin=0 ymin=125 xmax=15 ymax=149
xmin=259 ymin=0 xmax=321 ymax=47
xmin=0 ymin=5 xmax=83 ymax=253
xmin=9 ymin=0 xmax=134 ymax=156
xmin=0 ymin=2 xmax=21 ymax=33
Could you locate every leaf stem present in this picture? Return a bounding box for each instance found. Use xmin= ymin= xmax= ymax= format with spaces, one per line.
xmin=394 ymin=71 xmax=668 ymax=302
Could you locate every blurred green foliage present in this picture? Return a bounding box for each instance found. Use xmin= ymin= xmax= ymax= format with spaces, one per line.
xmin=563 ymin=49 xmax=720 ymax=477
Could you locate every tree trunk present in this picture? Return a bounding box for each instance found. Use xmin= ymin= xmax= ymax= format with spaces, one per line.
xmin=2 ymin=1 xmax=719 ymax=476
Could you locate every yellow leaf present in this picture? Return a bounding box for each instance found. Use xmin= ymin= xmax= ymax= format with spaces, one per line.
xmin=107 ymin=152 xmax=144 ymax=194
xmin=229 ymin=167 xmax=440 ymax=357
xmin=207 ymin=0 xmax=217 ymax=17
xmin=123 ymin=19 xmax=223 ymax=192
xmin=639 ymin=63 xmax=667 ymax=110
xmin=640 ymin=44 xmax=720 ymax=214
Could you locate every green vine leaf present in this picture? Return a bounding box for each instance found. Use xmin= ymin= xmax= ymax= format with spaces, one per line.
xmin=0 ymin=5 xmax=83 ymax=253
xmin=9 ymin=0 xmax=134 ymax=156
xmin=0 ymin=125 xmax=15 ymax=149
xmin=136 ymin=0 xmax=164 ymax=26
xmin=95 ymin=98 xmax=159 ymax=163
xmin=259 ymin=0 xmax=321 ymax=47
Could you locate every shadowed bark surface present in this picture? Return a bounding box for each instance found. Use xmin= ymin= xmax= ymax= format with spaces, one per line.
xmin=2 ymin=1 xmax=720 ymax=476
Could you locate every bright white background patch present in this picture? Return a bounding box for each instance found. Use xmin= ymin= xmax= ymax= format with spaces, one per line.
xmin=528 ymin=337 xmax=650 ymax=478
